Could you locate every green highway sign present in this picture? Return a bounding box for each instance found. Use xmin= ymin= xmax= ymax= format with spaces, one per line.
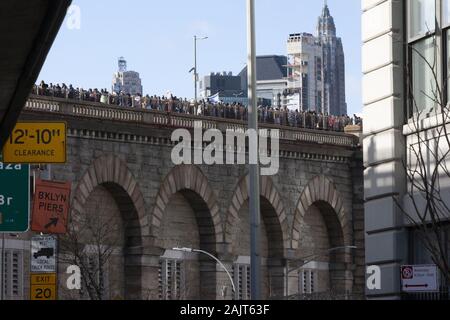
xmin=0 ymin=155 xmax=30 ymax=232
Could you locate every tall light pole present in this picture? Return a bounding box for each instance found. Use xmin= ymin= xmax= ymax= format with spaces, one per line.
xmin=193 ymin=35 xmax=208 ymax=105
xmin=173 ymin=248 xmax=236 ymax=296
xmin=247 ymin=0 xmax=261 ymax=301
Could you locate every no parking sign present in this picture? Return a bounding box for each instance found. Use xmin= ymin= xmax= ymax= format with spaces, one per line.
xmin=401 ymin=265 xmax=439 ymax=292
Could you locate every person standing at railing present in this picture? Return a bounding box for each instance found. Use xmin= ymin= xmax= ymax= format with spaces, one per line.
xmin=230 ymin=104 xmax=235 ymax=119
xmin=38 ymin=81 xmax=46 ymax=95
xmin=31 ymin=80 xmax=359 ymax=133
xmin=292 ymin=110 xmax=297 ymax=128
xmin=167 ymin=94 xmax=173 ymax=112
xmin=61 ymin=83 xmax=68 ymax=99
xmin=328 ymin=115 xmax=334 ymax=131
xmin=133 ymin=93 xmax=137 ymax=108
xmin=68 ymin=85 xmax=75 ymax=99
xmin=272 ymin=108 xmax=277 ymax=125
xmin=143 ymin=95 xmax=151 ymax=109
xmin=100 ymin=89 xmax=109 ymax=104
xmin=282 ymin=108 xmax=286 ymax=125
xmin=317 ymin=113 xmax=323 ymax=130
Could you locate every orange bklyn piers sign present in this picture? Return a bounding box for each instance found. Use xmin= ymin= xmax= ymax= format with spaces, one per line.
xmin=32 ymin=179 xmax=71 ymax=234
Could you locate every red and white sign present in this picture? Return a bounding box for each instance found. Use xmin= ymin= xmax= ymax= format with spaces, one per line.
xmin=32 ymin=179 xmax=71 ymax=234
xmin=401 ymin=265 xmax=439 ymax=292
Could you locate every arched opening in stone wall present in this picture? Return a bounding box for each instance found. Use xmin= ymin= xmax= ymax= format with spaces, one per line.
xmin=231 ymin=197 xmax=285 ymax=300
xmin=60 ymin=183 xmax=142 ymax=300
xmin=296 ymin=201 xmax=346 ymax=297
xmin=158 ymin=189 xmax=217 ymax=300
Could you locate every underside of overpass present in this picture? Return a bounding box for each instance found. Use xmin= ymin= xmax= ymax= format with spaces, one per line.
xmin=0 ymin=0 xmax=71 ymax=148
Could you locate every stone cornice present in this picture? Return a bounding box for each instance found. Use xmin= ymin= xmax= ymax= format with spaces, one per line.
xmin=22 ymin=95 xmax=360 ymax=163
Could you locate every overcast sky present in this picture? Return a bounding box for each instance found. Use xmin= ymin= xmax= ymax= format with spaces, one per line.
xmin=38 ymin=0 xmax=362 ymax=115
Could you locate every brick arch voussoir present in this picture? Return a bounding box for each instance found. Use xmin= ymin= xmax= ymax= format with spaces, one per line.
xmin=72 ymin=155 xmax=147 ymax=238
xmin=225 ymin=175 xmax=289 ymax=251
xmin=151 ymin=165 xmax=223 ymax=247
xmin=291 ymin=175 xmax=351 ymax=250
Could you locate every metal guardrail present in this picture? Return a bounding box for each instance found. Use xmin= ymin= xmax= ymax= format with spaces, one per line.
xmin=270 ymin=292 xmax=366 ymax=300
xmin=402 ymin=286 xmax=449 ymax=301
xmin=24 ymin=95 xmax=360 ymax=148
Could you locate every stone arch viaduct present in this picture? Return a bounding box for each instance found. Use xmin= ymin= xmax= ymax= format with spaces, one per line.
xmin=21 ymin=95 xmax=364 ymax=300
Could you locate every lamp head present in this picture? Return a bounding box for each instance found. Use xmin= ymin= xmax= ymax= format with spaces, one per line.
xmin=172 ymin=247 xmax=193 ymax=253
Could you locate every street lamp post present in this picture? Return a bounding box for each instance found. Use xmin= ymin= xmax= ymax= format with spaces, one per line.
xmin=246 ymin=0 xmax=261 ymax=301
xmin=193 ymin=36 xmax=208 ymax=105
xmin=173 ymin=247 xmax=236 ymax=297
xmin=285 ymin=246 xmax=357 ymax=298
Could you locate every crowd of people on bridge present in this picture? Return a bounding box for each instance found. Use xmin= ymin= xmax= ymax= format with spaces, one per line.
xmin=32 ymin=81 xmax=363 ymax=132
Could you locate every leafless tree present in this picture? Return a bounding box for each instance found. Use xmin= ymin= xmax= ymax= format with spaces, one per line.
xmin=394 ymin=34 xmax=450 ymax=285
xmin=59 ymin=201 xmax=124 ymax=300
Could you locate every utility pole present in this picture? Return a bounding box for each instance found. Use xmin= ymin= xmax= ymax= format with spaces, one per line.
xmin=194 ymin=35 xmax=198 ymax=105
xmin=193 ymin=36 xmax=208 ymax=105
xmin=247 ymin=0 xmax=261 ymax=300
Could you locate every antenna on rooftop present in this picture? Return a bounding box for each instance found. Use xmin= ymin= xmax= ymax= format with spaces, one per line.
xmin=118 ymin=57 xmax=127 ymax=72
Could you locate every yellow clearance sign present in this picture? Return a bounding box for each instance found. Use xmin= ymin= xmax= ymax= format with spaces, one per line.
xmin=30 ymin=273 xmax=57 ymax=300
xmin=2 ymin=122 xmax=66 ymax=164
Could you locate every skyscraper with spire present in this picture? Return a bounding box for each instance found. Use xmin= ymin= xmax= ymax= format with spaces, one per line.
xmin=285 ymin=2 xmax=347 ymax=116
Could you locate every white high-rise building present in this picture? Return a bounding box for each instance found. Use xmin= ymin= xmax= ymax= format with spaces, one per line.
xmin=286 ymin=33 xmax=323 ymax=112
xmin=112 ymin=57 xmax=143 ymax=96
xmin=285 ymin=4 xmax=347 ymax=116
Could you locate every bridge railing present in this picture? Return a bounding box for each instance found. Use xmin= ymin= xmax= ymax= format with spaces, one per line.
xmin=24 ymin=95 xmax=359 ymax=147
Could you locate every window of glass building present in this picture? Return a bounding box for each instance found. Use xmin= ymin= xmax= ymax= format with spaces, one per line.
xmin=411 ymin=37 xmax=437 ymax=113
xmin=408 ymin=0 xmax=440 ymax=116
xmin=444 ymin=0 xmax=450 ymax=26
xmin=409 ymin=0 xmax=436 ymax=39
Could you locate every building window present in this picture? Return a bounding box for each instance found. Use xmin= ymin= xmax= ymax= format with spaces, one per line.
xmin=1 ymin=250 xmax=24 ymax=300
xmin=409 ymin=0 xmax=436 ymax=39
xmin=315 ymin=57 xmax=322 ymax=82
xmin=446 ymin=31 xmax=450 ymax=100
xmin=444 ymin=0 xmax=450 ymax=26
xmin=159 ymin=259 xmax=184 ymax=300
xmin=299 ymin=269 xmax=317 ymax=295
xmin=410 ymin=227 xmax=450 ymax=269
xmin=407 ymin=0 xmax=446 ymax=117
xmin=411 ymin=37 xmax=437 ymax=113
xmin=233 ymin=264 xmax=251 ymax=300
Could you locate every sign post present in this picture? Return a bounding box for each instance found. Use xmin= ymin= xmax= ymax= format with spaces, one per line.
xmin=2 ymin=122 xmax=67 ymax=164
xmin=401 ymin=265 xmax=439 ymax=293
xmin=30 ymin=235 xmax=57 ymax=300
xmin=32 ymin=179 xmax=71 ymax=234
xmin=0 ymin=157 xmax=30 ymax=233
